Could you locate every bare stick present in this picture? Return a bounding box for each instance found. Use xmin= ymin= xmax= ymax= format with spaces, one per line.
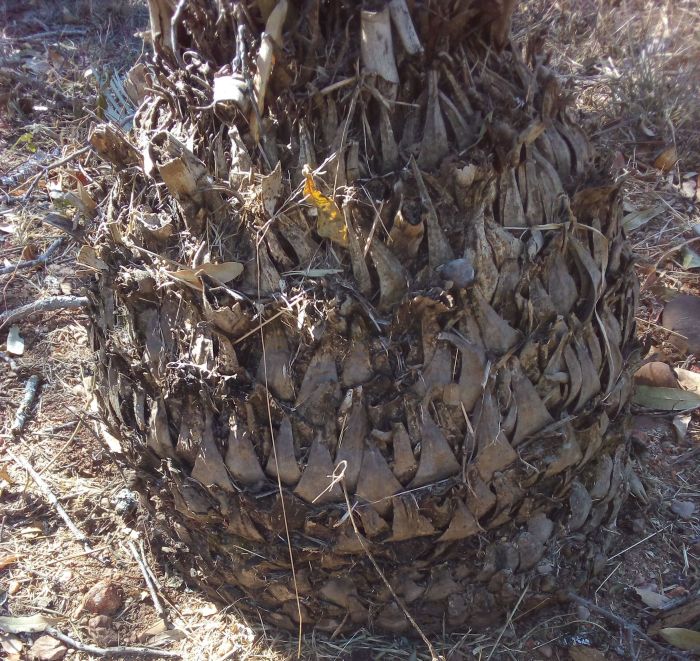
xmin=0 ymin=295 xmax=88 ymax=328
xmin=565 ymin=592 xmax=690 ymax=660
xmin=487 ymin=586 xmax=529 ymax=661
xmin=11 ymin=375 xmax=41 ymax=434
xmin=6 ymin=448 xmax=94 ymax=553
xmin=0 ymin=238 xmax=64 ymax=276
xmin=44 ymin=627 xmax=181 ymax=659
xmin=128 ymin=540 xmax=168 ymax=622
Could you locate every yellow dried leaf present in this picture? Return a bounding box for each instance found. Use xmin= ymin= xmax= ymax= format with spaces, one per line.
xmin=654 ymin=146 xmax=678 ymax=173
xmin=0 ymin=463 xmax=12 ymax=484
xmin=0 ymin=554 xmax=19 ymax=570
xmin=167 ymin=262 xmax=244 ymax=287
xmin=303 ymin=173 xmax=348 ymax=248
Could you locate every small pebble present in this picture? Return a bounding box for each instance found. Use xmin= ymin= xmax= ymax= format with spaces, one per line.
xmin=436 ymin=257 xmax=475 ymax=288
xmin=29 ymin=635 xmax=67 ymax=661
xmin=88 ymin=615 xmax=117 ymax=647
xmin=111 ymin=488 xmax=139 ymax=516
xmin=83 ymin=579 xmax=124 ymax=616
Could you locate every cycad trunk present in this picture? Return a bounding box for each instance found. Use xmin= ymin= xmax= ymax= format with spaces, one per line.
xmin=89 ymin=0 xmax=639 ymax=636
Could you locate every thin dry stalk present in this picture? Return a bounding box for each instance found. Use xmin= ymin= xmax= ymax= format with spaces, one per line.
xmin=6 ymin=448 xmax=94 ymax=553
xmin=128 ymin=539 xmax=168 ymax=623
xmin=0 ymin=238 xmax=64 ymax=276
xmin=44 ymin=626 xmax=182 ymax=659
xmin=10 ymin=375 xmax=41 ymax=434
xmin=0 ymin=295 xmax=88 ymax=328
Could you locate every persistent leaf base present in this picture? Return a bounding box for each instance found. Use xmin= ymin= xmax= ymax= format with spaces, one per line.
xmin=88 ymin=0 xmax=639 ymax=637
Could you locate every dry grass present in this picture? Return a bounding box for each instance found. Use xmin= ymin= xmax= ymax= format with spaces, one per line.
xmin=1 ymin=0 xmax=699 ymax=659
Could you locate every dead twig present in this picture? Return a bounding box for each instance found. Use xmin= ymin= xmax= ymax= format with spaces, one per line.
xmin=0 ymin=238 xmax=65 ymax=276
xmin=11 ymin=374 xmax=41 ymax=434
xmin=44 ymin=626 xmax=181 ymax=659
xmin=487 ymin=586 xmax=529 ymax=661
xmin=128 ymin=540 xmax=169 ymax=623
xmin=2 ymin=28 xmax=88 ymax=41
xmin=565 ymin=592 xmax=691 ymax=660
xmin=6 ymin=447 xmax=94 ymax=554
xmin=0 ymin=295 xmax=88 ymax=328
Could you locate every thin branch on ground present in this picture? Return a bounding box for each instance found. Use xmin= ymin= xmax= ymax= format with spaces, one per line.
xmin=565 ymin=592 xmax=691 ymax=660
xmin=0 ymin=295 xmax=88 ymax=328
xmin=0 ymin=238 xmax=65 ymax=276
xmin=10 ymin=374 xmax=41 ymax=434
xmin=6 ymin=447 xmax=94 ymax=554
xmin=44 ymin=626 xmax=181 ymax=659
xmin=128 ymin=540 xmax=169 ymax=623
xmin=487 ymin=586 xmax=529 ymax=661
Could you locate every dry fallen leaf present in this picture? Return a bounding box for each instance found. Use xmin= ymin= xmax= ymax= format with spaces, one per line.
xmin=633 ymin=362 xmax=678 ymax=388
xmin=670 ymin=500 xmax=696 ymax=520
xmin=6 ymin=326 xmax=24 ymax=356
xmin=303 ymin=170 xmax=348 ymax=248
xmin=676 ymin=368 xmax=700 ymax=393
xmin=662 ymin=294 xmax=700 ymax=355
xmin=682 ymin=246 xmax=700 ymax=269
xmin=0 ymin=614 xmax=58 ymax=634
xmin=260 ymin=161 xmax=283 ymax=217
xmin=622 ymin=205 xmax=664 ymax=232
xmin=0 ymin=554 xmax=19 ymax=570
xmin=137 ymin=618 xmax=167 ymax=642
xmin=568 ymin=646 xmax=608 ymax=661
xmin=198 ymin=602 xmax=219 ymax=616
xmin=19 ymin=243 xmax=38 ymax=261
xmin=654 ymin=146 xmax=678 ymax=173
xmin=635 ymin=587 xmax=672 ymax=610
xmin=76 ymin=246 xmax=108 ymax=272
xmin=0 ymin=632 xmax=23 ymax=657
xmin=28 ymin=635 xmax=67 ymax=661
xmin=0 ymin=463 xmax=13 ymax=484
xmin=632 ymin=385 xmax=700 ymax=411
xmin=166 ymin=261 xmax=244 ymax=287
xmin=659 ymin=627 xmax=700 ymax=652
xmin=672 ymin=413 xmax=691 ymax=442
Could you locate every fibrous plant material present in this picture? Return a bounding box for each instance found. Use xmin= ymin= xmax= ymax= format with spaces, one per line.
xmin=88 ymin=0 xmax=640 ymax=636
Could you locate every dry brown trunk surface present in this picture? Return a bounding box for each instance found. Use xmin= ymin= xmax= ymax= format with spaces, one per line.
xmin=88 ymin=0 xmax=639 ymax=636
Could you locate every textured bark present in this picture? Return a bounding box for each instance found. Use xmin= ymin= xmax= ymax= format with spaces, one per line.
xmin=88 ymin=0 xmax=639 ymax=635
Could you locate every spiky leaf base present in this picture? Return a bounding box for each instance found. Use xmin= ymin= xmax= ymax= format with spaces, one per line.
xmin=89 ymin=0 xmax=639 ymax=634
